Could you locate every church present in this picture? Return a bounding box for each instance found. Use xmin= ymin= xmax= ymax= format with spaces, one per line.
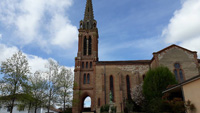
xmin=72 ymin=0 xmax=200 ymax=113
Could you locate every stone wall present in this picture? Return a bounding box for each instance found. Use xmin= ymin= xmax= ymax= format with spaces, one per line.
xmin=155 ymin=46 xmax=199 ymax=80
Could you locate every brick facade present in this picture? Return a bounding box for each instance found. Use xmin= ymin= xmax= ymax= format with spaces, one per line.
xmin=72 ymin=0 xmax=200 ymax=113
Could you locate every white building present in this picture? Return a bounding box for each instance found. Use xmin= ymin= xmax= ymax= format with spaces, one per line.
xmin=0 ymin=105 xmax=61 ymax=113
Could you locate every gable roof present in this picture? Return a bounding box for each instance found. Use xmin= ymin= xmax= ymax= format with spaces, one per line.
xmin=96 ymin=60 xmax=151 ymax=65
xmin=153 ymin=44 xmax=197 ymax=54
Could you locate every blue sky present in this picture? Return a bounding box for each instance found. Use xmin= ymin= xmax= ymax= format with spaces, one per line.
xmin=0 ymin=0 xmax=200 ymax=73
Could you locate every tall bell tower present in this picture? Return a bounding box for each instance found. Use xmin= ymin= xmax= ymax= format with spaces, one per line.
xmin=73 ymin=0 xmax=98 ymax=112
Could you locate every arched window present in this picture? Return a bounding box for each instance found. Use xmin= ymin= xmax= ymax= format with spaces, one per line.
xmin=82 ymin=62 xmax=84 ymax=69
xmin=88 ymin=37 xmax=92 ymax=55
xmin=86 ymin=62 xmax=88 ymax=68
xmin=87 ymin=74 xmax=90 ymax=84
xmin=83 ymin=37 xmax=87 ymax=55
xmin=126 ymin=75 xmax=131 ymax=99
xmin=84 ymin=74 xmax=86 ymax=84
xmin=174 ymin=63 xmax=184 ymax=83
xmin=98 ymin=98 xmax=100 ymax=107
xmin=83 ymin=96 xmax=91 ymax=109
xmin=90 ymin=62 xmax=92 ymax=68
xmin=110 ymin=75 xmax=114 ymax=101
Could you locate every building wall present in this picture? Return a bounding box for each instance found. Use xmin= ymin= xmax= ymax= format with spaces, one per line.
xmin=156 ymin=47 xmax=199 ymax=80
xmin=183 ymin=79 xmax=200 ymax=113
xmin=95 ymin=64 xmax=149 ymax=113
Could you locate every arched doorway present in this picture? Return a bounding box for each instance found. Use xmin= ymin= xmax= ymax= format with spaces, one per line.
xmin=82 ymin=96 xmax=91 ymax=112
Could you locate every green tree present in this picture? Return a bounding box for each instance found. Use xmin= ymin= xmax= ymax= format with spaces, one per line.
xmin=143 ymin=66 xmax=177 ymax=113
xmin=0 ymin=51 xmax=31 ymax=113
xmin=29 ymin=71 xmax=48 ymax=113
xmin=57 ymin=67 xmax=73 ymax=112
xmin=45 ymin=59 xmax=60 ymax=113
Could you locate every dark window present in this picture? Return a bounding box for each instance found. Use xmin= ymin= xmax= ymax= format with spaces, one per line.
xmin=87 ymin=22 xmax=89 ymax=29
xmin=142 ymin=74 xmax=146 ymax=80
xmin=98 ymin=98 xmax=100 ymax=107
xmin=90 ymin=62 xmax=92 ymax=68
xmin=174 ymin=63 xmax=180 ymax=68
xmin=82 ymin=62 xmax=84 ymax=68
xmin=126 ymin=75 xmax=131 ymax=99
xmin=174 ymin=70 xmax=179 ymax=80
xmin=83 ymin=37 xmax=87 ymax=55
xmin=84 ymin=74 xmax=86 ymax=84
xmin=87 ymin=74 xmax=90 ymax=84
xmin=179 ymin=69 xmax=184 ymax=82
xmin=86 ymin=62 xmax=88 ymax=68
xmin=174 ymin=63 xmax=184 ymax=83
xmin=88 ymin=37 xmax=92 ymax=55
xmin=110 ymin=75 xmax=114 ymax=101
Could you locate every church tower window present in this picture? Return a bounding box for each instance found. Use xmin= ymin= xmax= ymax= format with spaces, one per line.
xmin=87 ymin=73 xmax=90 ymax=84
xmin=83 ymin=37 xmax=87 ymax=55
xmin=110 ymin=75 xmax=114 ymax=101
xmin=86 ymin=62 xmax=88 ymax=68
xmin=82 ymin=62 xmax=84 ymax=68
xmin=84 ymin=74 xmax=86 ymax=84
xmin=88 ymin=36 xmax=92 ymax=55
xmin=174 ymin=63 xmax=184 ymax=83
xmin=126 ymin=75 xmax=131 ymax=99
xmin=90 ymin=62 xmax=92 ymax=68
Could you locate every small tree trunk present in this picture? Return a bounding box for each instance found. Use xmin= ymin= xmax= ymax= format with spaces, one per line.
xmin=48 ymin=91 xmax=51 ymax=113
xmin=28 ymin=102 xmax=31 ymax=113
xmin=64 ymin=90 xmax=66 ymax=112
xmin=10 ymin=98 xmax=15 ymax=113
xmin=35 ymin=106 xmax=37 ymax=113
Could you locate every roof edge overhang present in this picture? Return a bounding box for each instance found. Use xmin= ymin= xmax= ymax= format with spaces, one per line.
xmin=163 ymin=74 xmax=200 ymax=94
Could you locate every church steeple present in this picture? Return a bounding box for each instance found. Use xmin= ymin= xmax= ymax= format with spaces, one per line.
xmin=80 ymin=0 xmax=97 ymax=30
xmin=84 ymin=0 xmax=94 ymax=21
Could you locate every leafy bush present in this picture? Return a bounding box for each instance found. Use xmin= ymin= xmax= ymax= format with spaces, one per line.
xmin=100 ymin=104 xmax=109 ymax=113
xmin=143 ymin=66 xmax=177 ymax=113
xmin=111 ymin=106 xmax=116 ymax=113
xmin=143 ymin=66 xmax=177 ymax=100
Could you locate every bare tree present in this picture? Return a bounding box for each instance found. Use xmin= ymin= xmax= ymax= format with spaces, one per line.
xmin=0 ymin=51 xmax=31 ymax=113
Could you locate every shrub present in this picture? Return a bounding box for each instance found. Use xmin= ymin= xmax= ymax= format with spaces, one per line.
xmin=143 ymin=66 xmax=177 ymax=100
xmin=100 ymin=104 xmax=109 ymax=113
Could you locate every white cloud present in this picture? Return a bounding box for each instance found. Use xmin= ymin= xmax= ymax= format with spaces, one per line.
xmin=50 ymin=14 xmax=78 ymax=48
xmin=0 ymin=34 xmax=2 ymax=40
xmin=162 ymin=0 xmax=200 ymax=56
xmin=0 ymin=0 xmax=78 ymax=51
xmin=0 ymin=44 xmax=19 ymax=62
xmin=0 ymin=43 xmax=74 ymax=74
xmin=0 ymin=43 xmax=47 ymax=73
xmin=27 ymin=55 xmax=48 ymax=73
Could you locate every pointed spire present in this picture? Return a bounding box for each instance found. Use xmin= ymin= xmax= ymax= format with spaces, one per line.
xmin=80 ymin=0 xmax=97 ymax=30
xmin=84 ymin=0 xmax=94 ymax=21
